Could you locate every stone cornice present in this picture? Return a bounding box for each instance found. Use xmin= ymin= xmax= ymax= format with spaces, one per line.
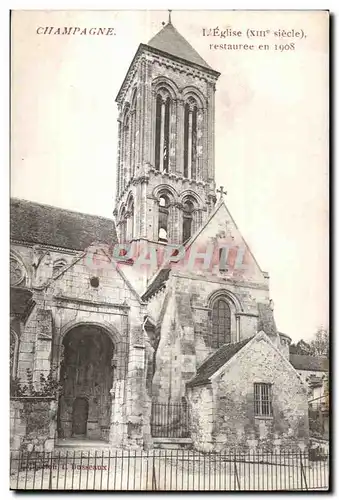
xmin=54 ymin=294 xmax=131 ymax=310
xmin=235 ymin=311 xmax=259 ymax=318
xmin=10 ymin=239 xmax=80 ymax=256
xmin=171 ymin=272 xmax=269 ymax=291
xmin=116 ymin=43 xmax=220 ymax=104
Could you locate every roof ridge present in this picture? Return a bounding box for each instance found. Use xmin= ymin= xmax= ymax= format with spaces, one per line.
xmin=11 ymin=197 xmax=114 ymax=223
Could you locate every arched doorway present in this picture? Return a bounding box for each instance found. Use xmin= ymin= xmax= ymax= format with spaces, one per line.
xmin=58 ymin=325 xmax=114 ymax=441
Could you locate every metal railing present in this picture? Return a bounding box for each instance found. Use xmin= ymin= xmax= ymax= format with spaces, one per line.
xmin=151 ymin=402 xmax=190 ymax=438
xmin=10 ymin=449 xmax=329 ymax=491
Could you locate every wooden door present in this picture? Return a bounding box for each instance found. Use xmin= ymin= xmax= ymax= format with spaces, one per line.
xmin=72 ymin=397 xmax=88 ymax=436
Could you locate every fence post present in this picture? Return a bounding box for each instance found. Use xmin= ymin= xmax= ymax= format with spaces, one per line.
xmin=299 ymin=451 xmax=308 ymax=491
xmin=233 ymin=454 xmax=240 ymax=491
xmin=48 ymin=452 xmax=53 ymax=490
xmin=151 ymin=454 xmax=157 ymax=490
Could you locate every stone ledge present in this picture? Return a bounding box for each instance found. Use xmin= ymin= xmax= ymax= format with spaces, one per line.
xmin=153 ymin=437 xmax=192 ymax=444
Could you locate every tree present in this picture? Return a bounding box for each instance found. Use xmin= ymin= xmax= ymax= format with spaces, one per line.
xmin=309 ymin=327 xmax=329 ymax=357
xmin=290 ymin=327 xmax=329 ymax=357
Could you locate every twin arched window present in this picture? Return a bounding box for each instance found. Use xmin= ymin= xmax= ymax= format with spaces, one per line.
xmin=154 ymin=86 xmax=201 ymax=180
xmin=211 ymin=297 xmax=232 ymax=348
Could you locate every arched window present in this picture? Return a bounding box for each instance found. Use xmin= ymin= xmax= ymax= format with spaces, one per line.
xmin=211 ymin=298 xmax=231 ymax=348
xmin=127 ymin=196 xmax=134 ymax=240
xmin=182 ymin=199 xmax=194 ymax=243
xmin=120 ymin=207 xmax=127 ymax=243
xmin=10 ymin=256 xmax=26 ymax=287
xmin=155 ymin=90 xmax=172 ymax=172
xmin=53 ymin=259 xmax=67 ymax=277
xmin=158 ymin=194 xmax=170 ymax=242
xmin=184 ymin=98 xmax=198 ymax=179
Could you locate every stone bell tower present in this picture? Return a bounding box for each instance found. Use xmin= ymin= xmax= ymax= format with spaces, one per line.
xmin=114 ymin=16 xmax=220 ymax=276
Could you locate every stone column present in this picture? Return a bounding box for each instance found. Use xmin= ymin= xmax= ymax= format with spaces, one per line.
xmin=130 ymin=110 xmax=136 ymax=179
xmin=159 ymin=99 xmax=166 ymax=172
xmin=196 ymin=109 xmax=203 ymax=181
xmin=202 ymin=107 xmax=208 ymax=182
xmin=150 ymin=89 xmax=157 ymax=167
xmin=207 ymin=83 xmax=216 ymax=184
xmin=187 ymin=109 xmax=193 ymax=178
xmin=236 ymin=315 xmax=241 ymax=342
xmin=170 ymin=203 xmax=182 ymax=244
xmin=109 ymin=344 xmax=127 ymax=448
xmin=169 ymin=99 xmax=177 ymax=172
xmin=176 ymin=98 xmax=185 ymax=175
xmin=116 ymin=115 xmax=122 ymax=199
xmin=32 ymin=309 xmax=53 ymax=388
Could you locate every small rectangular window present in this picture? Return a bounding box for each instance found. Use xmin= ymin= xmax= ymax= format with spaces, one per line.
xmin=254 ymin=383 xmax=273 ymax=417
xmin=219 ymin=247 xmax=229 ymax=272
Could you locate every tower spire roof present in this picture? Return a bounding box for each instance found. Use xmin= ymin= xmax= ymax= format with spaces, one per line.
xmin=147 ymin=21 xmax=212 ymax=70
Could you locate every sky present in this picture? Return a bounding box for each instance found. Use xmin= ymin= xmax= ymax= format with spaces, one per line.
xmin=11 ymin=10 xmax=329 ymax=341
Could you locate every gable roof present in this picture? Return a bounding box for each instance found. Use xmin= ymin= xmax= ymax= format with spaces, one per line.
xmin=148 ymin=22 xmax=212 ymax=71
xmin=289 ymin=354 xmax=329 ymax=372
xmin=185 ymin=198 xmax=265 ymax=275
xmin=186 ymin=337 xmax=254 ymax=388
xmin=142 ymin=197 xmax=265 ymax=301
xmin=10 ymin=198 xmax=118 ymax=252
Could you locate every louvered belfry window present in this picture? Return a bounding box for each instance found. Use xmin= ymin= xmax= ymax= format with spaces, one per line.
xmin=254 ymin=383 xmax=273 ymax=417
xmin=211 ymin=298 xmax=231 ymax=348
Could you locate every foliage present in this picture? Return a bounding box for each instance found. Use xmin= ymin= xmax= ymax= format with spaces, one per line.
xmin=10 ymin=368 xmax=61 ymax=397
xmin=290 ymin=327 xmax=329 ymax=358
xmin=309 ymin=327 xmax=329 ymax=357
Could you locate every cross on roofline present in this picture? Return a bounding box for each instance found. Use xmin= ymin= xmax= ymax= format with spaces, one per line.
xmin=217 ymin=186 xmax=227 ymax=199
xmin=162 ymin=10 xmax=172 ymax=26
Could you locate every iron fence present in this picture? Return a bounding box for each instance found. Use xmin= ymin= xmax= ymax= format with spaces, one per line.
xmin=151 ymin=402 xmax=190 ymax=438
xmin=10 ymin=449 xmax=329 ymax=491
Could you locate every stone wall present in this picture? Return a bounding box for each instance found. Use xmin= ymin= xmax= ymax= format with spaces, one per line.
xmin=187 ymin=336 xmax=309 ymax=452
xmin=10 ymin=397 xmax=57 ymax=452
xmin=11 ymin=242 xmax=151 ymax=450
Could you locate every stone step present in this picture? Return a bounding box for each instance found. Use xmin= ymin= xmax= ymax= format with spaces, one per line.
xmin=153 ymin=437 xmax=192 ymax=450
xmin=55 ymin=439 xmax=111 ymax=452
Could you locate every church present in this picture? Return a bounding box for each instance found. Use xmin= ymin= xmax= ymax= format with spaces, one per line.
xmin=10 ymin=19 xmax=309 ymax=453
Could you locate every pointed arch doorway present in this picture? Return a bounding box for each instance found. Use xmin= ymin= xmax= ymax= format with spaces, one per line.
xmin=58 ymin=325 xmax=114 ymax=441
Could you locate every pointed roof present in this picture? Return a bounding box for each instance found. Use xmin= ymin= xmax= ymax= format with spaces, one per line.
xmin=148 ymin=22 xmax=212 ymax=70
xmin=116 ymin=21 xmax=220 ymax=103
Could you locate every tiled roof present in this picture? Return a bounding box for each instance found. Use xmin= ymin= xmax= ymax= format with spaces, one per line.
xmin=142 ymin=268 xmax=170 ymax=301
xmin=186 ymin=337 xmax=254 ymax=388
xmin=10 ymin=198 xmax=117 ymax=251
xmin=289 ymin=354 xmax=329 ymax=372
xmin=148 ymin=22 xmax=212 ymax=70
